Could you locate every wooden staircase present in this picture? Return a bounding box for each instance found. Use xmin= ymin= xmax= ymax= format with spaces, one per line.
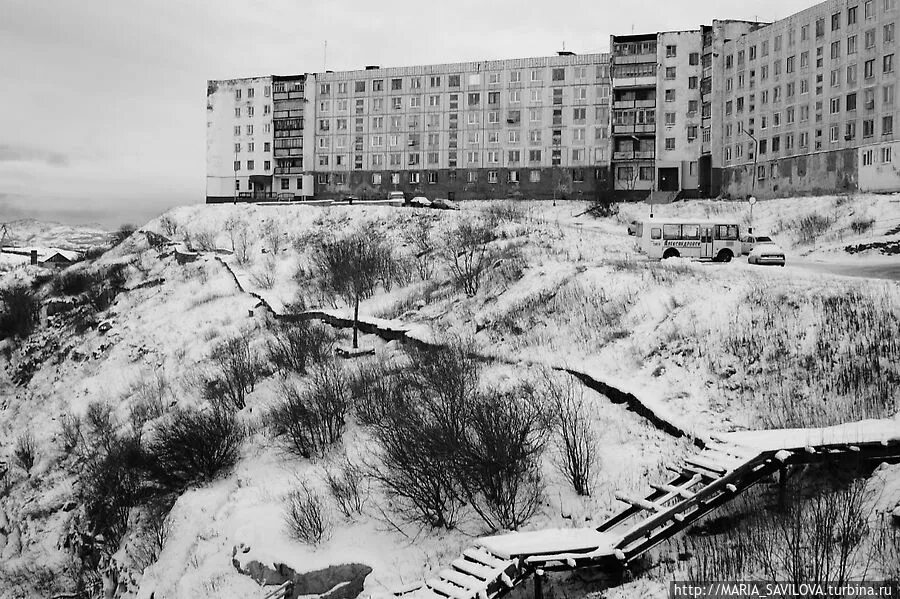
xmin=397 ymin=421 xmax=900 ymax=599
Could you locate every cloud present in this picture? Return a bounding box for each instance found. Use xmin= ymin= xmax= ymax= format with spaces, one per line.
xmin=0 ymin=144 xmax=69 ymax=167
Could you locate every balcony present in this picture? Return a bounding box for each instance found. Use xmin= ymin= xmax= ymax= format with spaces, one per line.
xmin=612 ymin=74 xmax=657 ymax=88
xmin=612 ymin=151 xmax=656 ymax=160
xmin=274 ymin=167 xmax=304 ymax=175
xmin=612 ymin=123 xmax=656 ymax=134
xmin=613 ymin=99 xmax=656 ymax=109
xmin=274 ymin=148 xmax=303 ymax=158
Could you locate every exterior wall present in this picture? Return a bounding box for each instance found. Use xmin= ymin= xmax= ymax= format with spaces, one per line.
xmin=719 ymin=0 xmax=900 ymax=198
xmin=272 ymin=75 xmax=315 ymax=199
xmin=858 ymin=138 xmax=900 ymax=189
xmin=722 ymin=146 xmax=857 ymax=196
xmin=206 ymin=76 xmax=275 ymax=201
xmin=308 ymin=54 xmax=611 ymax=199
xmin=657 ymin=31 xmax=705 ymax=192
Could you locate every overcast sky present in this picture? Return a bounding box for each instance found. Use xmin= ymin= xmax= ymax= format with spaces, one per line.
xmin=0 ymin=0 xmax=813 ymax=227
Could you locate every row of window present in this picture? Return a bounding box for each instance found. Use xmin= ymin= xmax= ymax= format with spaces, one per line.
xmin=723 ymin=115 xmax=895 ymax=162
xmin=315 ymin=127 xmax=607 ymax=149
xmin=233 ymin=124 xmax=271 ymax=136
xmin=725 ymin=0 xmax=899 ymax=68
xmin=726 ymin=77 xmax=896 ymax=119
xmin=234 ymin=85 xmax=271 ymax=100
xmin=314 ymin=147 xmax=603 ymax=168
xmin=316 ymin=87 xmax=611 ymax=113
xmin=234 ymin=142 xmax=271 ymax=153
xmin=233 ymin=105 xmax=272 ymax=118
xmin=233 ymin=160 xmax=272 ymax=171
xmin=316 ymin=167 xmax=598 ymax=187
xmin=745 ymin=145 xmax=893 ymax=181
xmin=317 ymin=66 xmax=610 ymax=96
xmin=316 ymin=107 xmax=608 ymax=131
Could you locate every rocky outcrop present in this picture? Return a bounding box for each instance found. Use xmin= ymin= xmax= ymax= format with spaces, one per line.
xmin=232 ymin=544 xmax=372 ymax=599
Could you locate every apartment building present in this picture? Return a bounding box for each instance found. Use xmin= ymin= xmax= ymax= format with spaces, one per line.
xmin=311 ymin=53 xmax=611 ymax=200
xmin=207 ymin=76 xmax=277 ymax=202
xmin=719 ymin=0 xmax=900 ymax=197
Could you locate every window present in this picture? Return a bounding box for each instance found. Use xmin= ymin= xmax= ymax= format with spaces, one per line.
xmin=884 ymin=115 xmax=894 ymax=134
xmin=508 ymin=150 xmax=521 ymax=163
xmin=689 ymin=52 xmax=699 ymax=65
xmin=529 ymin=170 xmax=541 ymax=182
xmin=665 ymin=66 xmax=676 ymax=79
xmin=391 ymin=78 xmax=402 ymax=90
xmin=846 ymin=120 xmax=857 ymax=139
xmin=687 ymin=125 xmax=698 ymax=140
xmin=866 ymin=28 xmax=876 ymax=48
xmin=531 ymin=69 xmax=542 ymax=81
xmin=831 ymin=97 xmax=841 ymax=113
xmin=885 ymin=83 xmax=895 ymax=105
xmin=246 ymin=124 xmax=253 ymax=135
xmin=863 ymin=148 xmax=874 ymax=165
xmin=816 ymin=17 xmax=826 ymax=37
xmin=887 ymin=22 xmax=896 ymax=44
xmin=408 ymin=172 xmax=420 ymax=184
xmin=866 ymin=59 xmax=876 ymax=78
xmin=665 ymin=112 xmax=676 ymax=125
xmin=467 ymin=92 xmax=480 ymax=106
xmin=665 ymin=137 xmax=675 ymax=150
xmin=833 ymin=12 xmax=841 ymax=30
xmin=372 ymin=79 xmax=384 ymax=92
xmin=885 ymin=53 xmax=895 ymax=72
xmin=529 ymin=149 xmax=542 ymax=162
xmin=849 ymin=35 xmax=858 ymax=55
xmin=665 ymin=89 xmax=676 ymax=102
xmin=849 ymin=5 xmax=858 ymax=24
xmin=666 ymin=44 xmax=677 ymax=57
xmin=427 ymin=171 xmax=438 ymax=184
xmin=848 ymin=63 xmax=859 ymax=84
xmin=247 ymin=160 xmax=255 ymax=171
xmin=864 ymin=118 xmax=875 ymax=136
xmin=689 ymin=76 xmax=698 ymax=89
xmin=233 ymin=160 xmax=240 ymax=171
xmin=552 ymin=67 xmax=565 ymax=81
xmin=882 ymin=146 xmax=893 ymax=162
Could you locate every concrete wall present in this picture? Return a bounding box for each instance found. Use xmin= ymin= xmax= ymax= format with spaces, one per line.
xmin=207 ymin=76 xmax=274 ymax=200
xmin=859 ymin=139 xmax=900 ymax=190
xmin=721 ymin=146 xmax=857 ymax=197
xmin=657 ymin=30 xmax=704 ymax=191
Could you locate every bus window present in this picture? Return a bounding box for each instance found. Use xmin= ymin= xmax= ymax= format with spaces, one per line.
xmin=682 ymin=224 xmax=700 ymax=239
xmin=715 ymin=225 xmax=738 ymax=240
xmin=651 ymin=227 xmax=661 ymax=240
xmin=663 ymin=224 xmax=681 ymax=240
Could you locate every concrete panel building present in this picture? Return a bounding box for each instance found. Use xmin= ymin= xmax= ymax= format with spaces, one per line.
xmin=719 ymin=0 xmax=900 ymax=198
xmin=206 ymin=76 xmax=277 ymax=202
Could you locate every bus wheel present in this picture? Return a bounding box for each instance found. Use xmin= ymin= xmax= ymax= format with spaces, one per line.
xmin=716 ymin=249 xmax=733 ymax=263
xmin=662 ymin=249 xmax=680 ymax=260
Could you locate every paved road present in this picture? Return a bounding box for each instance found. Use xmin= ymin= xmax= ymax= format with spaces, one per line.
xmin=789 ymin=259 xmax=900 ymax=282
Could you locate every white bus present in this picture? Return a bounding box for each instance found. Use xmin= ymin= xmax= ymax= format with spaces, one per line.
xmin=636 ymin=218 xmax=742 ymax=262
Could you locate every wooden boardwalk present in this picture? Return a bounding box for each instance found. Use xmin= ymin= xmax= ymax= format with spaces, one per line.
xmin=397 ymin=419 xmax=900 ymax=599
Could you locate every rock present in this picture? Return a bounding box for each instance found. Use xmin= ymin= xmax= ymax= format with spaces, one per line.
xmin=233 ymin=554 xmax=372 ymax=599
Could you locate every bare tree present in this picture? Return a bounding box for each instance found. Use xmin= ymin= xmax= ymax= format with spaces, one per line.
xmin=545 ymin=374 xmax=599 ymax=496
xmin=441 ymin=218 xmax=495 ymax=296
xmin=313 ymin=230 xmax=395 ymax=348
xmin=261 ymin=218 xmax=285 ymax=254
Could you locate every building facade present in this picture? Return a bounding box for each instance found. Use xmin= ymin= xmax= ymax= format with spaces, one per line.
xmin=719 ymin=0 xmax=900 ymax=198
xmin=205 ymin=0 xmax=900 ymax=203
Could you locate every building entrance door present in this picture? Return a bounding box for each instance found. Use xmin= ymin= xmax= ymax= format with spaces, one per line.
xmin=658 ymin=167 xmax=679 ymax=192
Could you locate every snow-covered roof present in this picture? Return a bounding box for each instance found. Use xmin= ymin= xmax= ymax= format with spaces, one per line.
xmin=718 ymin=417 xmax=900 ymax=452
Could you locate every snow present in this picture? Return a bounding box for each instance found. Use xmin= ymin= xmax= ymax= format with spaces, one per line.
xmin=476 ymin=528 xmax=617 ymax=560
xmin=719 ymin=416 xmax=900 ymax=451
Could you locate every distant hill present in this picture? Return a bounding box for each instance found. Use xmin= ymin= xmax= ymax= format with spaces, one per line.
xmin=2 ymin=218 xmax=110 ymax=251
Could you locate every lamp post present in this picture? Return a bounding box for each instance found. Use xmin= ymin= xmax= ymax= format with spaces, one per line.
xmin=741 ymin=128 xmax=759 ymax=193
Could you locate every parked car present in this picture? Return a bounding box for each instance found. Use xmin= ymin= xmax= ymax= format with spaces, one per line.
xmin=627 ymin=220 xmax=640 ymax=236
xmin=741 ymin=234 xmax=775 ymax=255
xmin=431 ymin=198 xmax=459 ymax=210
xmin=409 ymin=196 xmax=432 ymax=208
xmin=747 ymin=240 xmax=786 ymax=266
xmin=387 ymin=191 xmax=405 ymax=203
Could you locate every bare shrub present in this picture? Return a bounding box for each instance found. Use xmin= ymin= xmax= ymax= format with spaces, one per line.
xmin=250 ymin=255 xmax=277 ymax=290
xmin=266 ymin=320 xmax=335 ymax=376
xmin=226 ymin=217 xmax=252 ymax=265
xmin=145 ymin=406 xmax=245 ymax=492
xmin=128 ymin=513 xmax=170 ymax=573
xmin=272 ymin=363 xmax=349 ymax=459
xmin=209 ymin=333 xmax=263 ymax=410
xmin=81 ymin=434 xmax=145 ymax=547
xmin=683 ymin=476 xmax=873 ymax=586
xmin=545 ymin=374 xmax=599 ymax=496
xmin=111 ymin=224 xmax=137 ymax=246
xmin=314 ymin=229 xmax=397 ymax=348
xmin=403 ymin=215 xmax=436 ymax=280
xmin=60 ymin=413 xmax=84 ymax=454
xmin=795 ymin=213 xmax=834 ymax=245
xmin=0 ymin=284 xmax=40 ymax=339
xmin=285 ymin=481 xmax=332 ymax=545
xmin=441 ymin=218 xmax=495 ymax=296
xmin=14 ymin=431 xmax=36 ymax=472
xmin=458 ymin=386 xmax=547 ymax=531
xmin=261 ymin=218 xmax=285 ymax=254
xmin=482 ymin=201 xmax=527 ymax=227
xmin=129 ymin=371 xmax=170 ymax=433
xmin=850 ymin=215 xmax=876 ymax=235
xmin=192 ymin=229 xmax=217 ymax=251
xmin=85 ymin=401 xmax=117 ymax=452
xmin=347 ymin=356 xmax=401 ymax=426
xmin=324 ymin=458 xmax=368 ymax=518
xmin=159 ymin=215 xmax=178 ymax=237
xmin=367 ymin=342 xmax=480 ymax=530
xmin=588 ymin=189 xmax=620 ymax=218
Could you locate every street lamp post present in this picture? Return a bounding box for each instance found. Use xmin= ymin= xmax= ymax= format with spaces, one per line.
xmin=741 ymin=128 xmax=759 ymax=193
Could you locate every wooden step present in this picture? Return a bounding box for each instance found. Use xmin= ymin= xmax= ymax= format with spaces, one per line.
xmin=439 ymin=569 xmax=485 ymax=591
xmin=450 ymin=558 xmax=494 ymax=581
xmin=615 ymin=492 xmax=665 ymax=512
xmin=650 ymin=482 xmax=696 ymax=499
xmin=462 ymin=548 xmax=508 ymax=570
xmin=427 ymin=578 xmax=471 ymax=599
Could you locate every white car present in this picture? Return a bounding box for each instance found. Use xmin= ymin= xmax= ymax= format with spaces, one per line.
xmin=409 ymin=196 xmax=431 ymax=207
xmin=741 ymin=234 xmax=775 ymax=255
xmin=748 ymin=241 xmax=786 ymax=266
